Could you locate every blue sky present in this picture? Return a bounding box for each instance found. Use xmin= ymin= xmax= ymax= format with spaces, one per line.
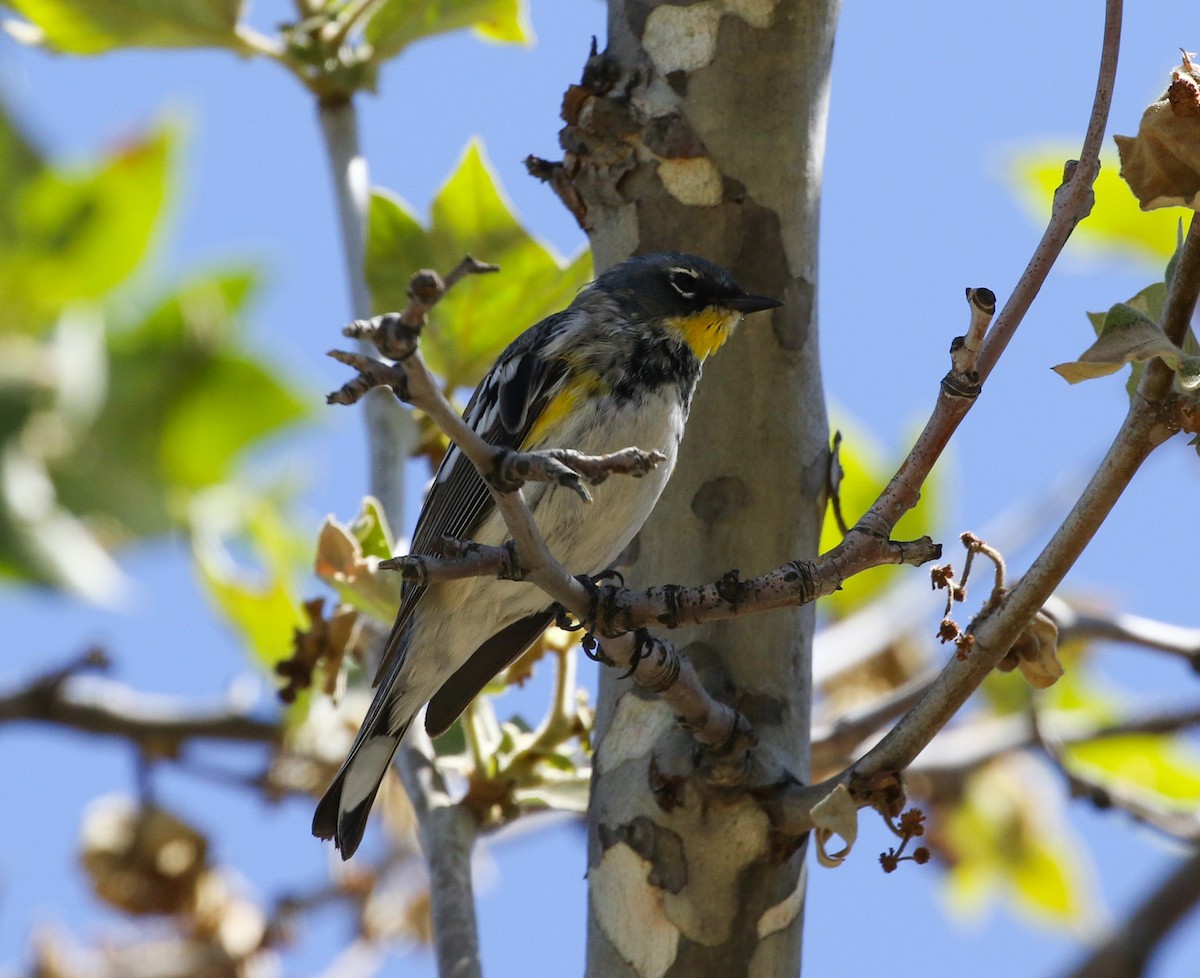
xmin=1 ymin=1 xmax=1198 ymax=975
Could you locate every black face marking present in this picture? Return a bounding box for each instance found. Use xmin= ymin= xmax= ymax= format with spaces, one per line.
xmin=668 ymin=266 xmax=701 ymax=300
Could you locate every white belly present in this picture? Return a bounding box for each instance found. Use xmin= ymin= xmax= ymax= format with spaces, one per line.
xmin=399 ymin=386 xmax=687 ymax=701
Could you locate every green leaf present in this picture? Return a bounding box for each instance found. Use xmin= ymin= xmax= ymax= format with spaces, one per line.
xmin=0 ymin=126 xmax=172 ymax=330
xmin=366 ymin=138 xmax=592 ymax=390
xmin=5 ymin=0 xmax=244 ymax=53
xmin=1066 ymin=735 xmax=1200 ymax=805
xmin=192 ymin=490 xmax=309 ymax=672
xmin=0 ymin=103 xmax=42 ymax=236
xmin=348 ymin=496 xmax=395 ymax=560
xmin=942 ymin=758 xmax=1094 ymax=928
xmin=1053 ymin=303 xmax=1182 ymax=385
xmin=818 ymin=412 xmax=942 ymax=617
xmin=1009 ymin=150 xmax=1181 ymax=265
xmin=314 ymin=510 xmax=402 ymax=623
xmin=160 ymin=354 xmax=307 ymax=489
xmin=1084 ymin=282 xmax=1175 ymax=399
xmin=1009 ymin=836 xmax=1078 ymax=918
xmin=50 ymin=270 xmax=309 ymax=539
xmin=363 ymin=0 xmax=530 ymax=64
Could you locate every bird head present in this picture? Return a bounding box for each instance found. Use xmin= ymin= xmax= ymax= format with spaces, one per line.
xmin=594 ymin=252 xmax=783 ymax=361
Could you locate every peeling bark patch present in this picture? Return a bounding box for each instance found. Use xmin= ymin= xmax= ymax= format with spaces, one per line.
xmin=723 ymin=0 xmax=777 ymax=28
xmin=591 ymin=843 xmax=681 ymax=978
xmin=756 ymin=874 xmax=804 ymax=939
xmin=632 ymin=188 xmax=788 ymax=305
xmin=691 ymin=475 xmax=748 ymax=522
xmin=772 ymin=276 xmax=814 ymax=351
xmin=608 ymin=816 xmax=689 ymax=893
xmin=598 ymin=692 xmax=675 ymax=774
xmin=643 ymin=112 xmax=707 ymax=158
xmin=737 ymin=690 xmax=785 ymax=726
xmin=649 ymin=754 xmax=688 ymax=812
xmin=643 ymin=2 xmax=722 ymax=74
xmin=658 ymin=157 xmax=724 ymax=206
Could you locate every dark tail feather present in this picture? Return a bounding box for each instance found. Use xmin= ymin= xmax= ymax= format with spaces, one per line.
xmin=425 ymin=612 xmax=554 ymax=737
xmin=312 ymin=713 xmax=414 ymax=859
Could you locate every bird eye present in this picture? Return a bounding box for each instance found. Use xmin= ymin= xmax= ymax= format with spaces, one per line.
xmin=668 ymin=267 xmax=700 ymax=299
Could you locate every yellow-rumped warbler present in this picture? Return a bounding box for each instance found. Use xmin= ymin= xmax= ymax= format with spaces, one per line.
xmin=314 ymin=252 xmax=781 ymax=857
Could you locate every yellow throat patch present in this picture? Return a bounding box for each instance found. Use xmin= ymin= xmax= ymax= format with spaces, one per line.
xmin=664 ymin=308 xmax=742 ymax=362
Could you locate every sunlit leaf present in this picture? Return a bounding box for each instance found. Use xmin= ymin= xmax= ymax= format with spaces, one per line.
xmin=192 ymin=491 xmax=309 ymax=673
xmin=4 ymin=0 xmax=243 ymax=53
xmin=50 ymin=270 xmax=308 ymax=539
xmin=366 ymin=138 xmax=591 ymax=390
xmin=1009 ymin=837 xmax=1076 ymax=918
xmin=0 ymin=103 xmax=42 ymax=238
xmin=1009 ymin=150 xmax=1181 ymax=264
xmin=314 ymin=509 xmax=402 ymax=623
xmin=1066 ymin=735 xmax=1200 ymax=804
xmin=818 ymin=411 xmax=941 ymax=616
xmin=160 ymin=355 xmax=307 ymax=489
xmin=363 ymin=0 xmax=530 ymax=64
xmin=0 ymin=126 xmax=172 ymax=331
xmin=350 ymin=495 xmax=396 ymax=560
xmin=941 ymin=757 xmax=1094 ymax=929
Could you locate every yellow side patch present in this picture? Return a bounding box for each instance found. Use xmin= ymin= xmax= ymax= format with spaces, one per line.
xmin=523 ymin=372 xmax=606 ymax=447
xmin=665 ymin=308 xmax=740 ymax=361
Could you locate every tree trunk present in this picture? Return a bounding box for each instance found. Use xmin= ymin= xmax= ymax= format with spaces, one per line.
xmin=558 ymin=2 xmax=840 ymax=975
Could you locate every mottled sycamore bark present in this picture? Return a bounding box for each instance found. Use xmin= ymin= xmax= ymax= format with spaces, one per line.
xmin=545 ymin=3 xmax=840 ymax=975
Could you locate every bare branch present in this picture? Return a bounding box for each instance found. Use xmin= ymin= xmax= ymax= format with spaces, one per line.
xmin=396 ymin=726 xmax=483 ymax=978
xmin=1046 ymin=594 xmax=1200 ymax=668
xmin=0 ymin=650 xmax=280 ymax=753
xmin=1059 ymin=848 xmax=1200 ymax=978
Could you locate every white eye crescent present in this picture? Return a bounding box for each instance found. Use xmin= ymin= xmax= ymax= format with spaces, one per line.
xmin=668 ymin=267 xmax=700 ymax=299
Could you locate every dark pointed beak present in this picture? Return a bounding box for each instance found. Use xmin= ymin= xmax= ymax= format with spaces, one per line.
xmin=725 ymin=292 xmax=783 ymax=313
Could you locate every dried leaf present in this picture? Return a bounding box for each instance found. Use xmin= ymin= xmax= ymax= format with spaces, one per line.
xmin=79 ymin=796 xmax=209 ymax=916
xmin=812 ymin=783 xmax=858 ymax=867
xmin=1115 ymin=53 xmax=1200 ymax=211
xmin=1008 ymin=610 xmax=1063 ymax=689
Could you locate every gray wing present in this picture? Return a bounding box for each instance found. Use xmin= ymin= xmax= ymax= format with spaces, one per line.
xmin=370 ymin=310 xmax=573 ymax=688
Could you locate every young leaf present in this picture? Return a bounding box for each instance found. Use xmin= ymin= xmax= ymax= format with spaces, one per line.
xmin=1052 ymin=303 xmax=1183 ymax=384
xmin=4 ymin=0 xmax=244 ymax=53
xmin=314 ymin=510 xmax=402 ymax=623
xmin=362 ymin=0 xmax=530 ymax=64
xmin=191 ymin=491 xmax=309 ymax=673
xmin=366 ymin=139 xmax=591 ymax=390
xmin=942 ymin=757 xmax=1095 ymax=928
